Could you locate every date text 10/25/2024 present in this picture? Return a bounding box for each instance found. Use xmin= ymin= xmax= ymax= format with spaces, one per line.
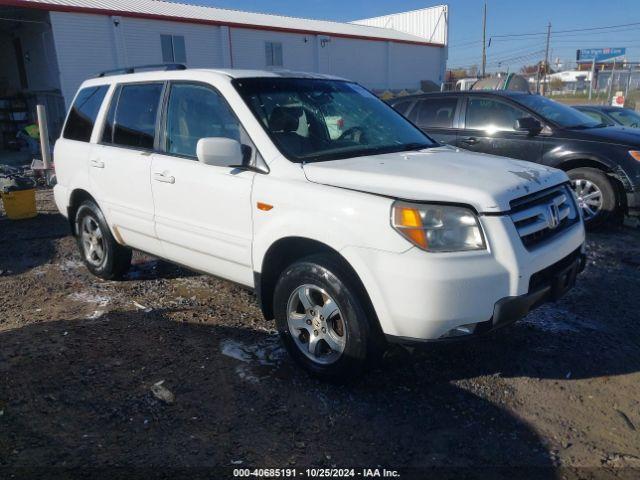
xmin=233 ymin=468 xmax=400 ymax=478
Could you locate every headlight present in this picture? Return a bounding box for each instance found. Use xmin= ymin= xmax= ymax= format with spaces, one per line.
xmin=391 ymin=201 xmax=486 ymax=252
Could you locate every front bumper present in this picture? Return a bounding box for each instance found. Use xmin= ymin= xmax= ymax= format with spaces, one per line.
xmin=627 ymin=190 xmax=640 ymax=216
xmin=341 ymin=215 xmax=586 ymax=341
xmin=386 ymin=248 xmax=586 ymax=344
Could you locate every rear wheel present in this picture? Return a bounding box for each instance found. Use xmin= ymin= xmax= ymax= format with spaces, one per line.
xmin=567 ymin=167 xmax=618 ymax=229
xmin=273 ymin=253 xmax=384 ymax=382
xmin=75 ymin=200 xmax=131 ymax=280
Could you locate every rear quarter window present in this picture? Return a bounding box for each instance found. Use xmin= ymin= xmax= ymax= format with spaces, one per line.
xmin=63 ymin=85 xmax=109 ymax=142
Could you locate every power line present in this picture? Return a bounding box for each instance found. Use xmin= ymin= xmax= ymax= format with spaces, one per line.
xmin=489 ymin=21 xmax=640 ymax=39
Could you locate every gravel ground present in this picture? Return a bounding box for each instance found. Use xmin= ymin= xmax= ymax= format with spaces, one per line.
xmin=0 ymin=190 xmax=639 ymax=479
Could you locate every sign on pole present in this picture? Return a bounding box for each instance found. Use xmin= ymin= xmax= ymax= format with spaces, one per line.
xmin=577 ymin=48 xmax=626 ymax=63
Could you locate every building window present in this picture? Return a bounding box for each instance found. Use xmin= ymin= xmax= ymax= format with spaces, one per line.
xmin=265 ymin=41 xmax=283 ymax=67
xmin=161 ymin=34 xmax=187 ymax=64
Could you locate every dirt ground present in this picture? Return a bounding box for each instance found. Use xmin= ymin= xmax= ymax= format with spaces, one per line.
xmin=1 ymin=190 xmax=639 ymax=479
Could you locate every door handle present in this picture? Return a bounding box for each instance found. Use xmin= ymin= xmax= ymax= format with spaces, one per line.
xmin=153 ymin=171 xmax=175 ymax=184
xmin=90 ymin=159 xmax=105 ymax=169
xmin=461 ymin=137 xmax=479 ymax=146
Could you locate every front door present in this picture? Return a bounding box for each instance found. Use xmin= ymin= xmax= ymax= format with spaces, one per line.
xmin=151 ymin=82 xmax=255 ymax=286
xmin=458 ymin=96 xmax=544 ymax=163
xmin=89 ymin=82 xmax=165 ymax=254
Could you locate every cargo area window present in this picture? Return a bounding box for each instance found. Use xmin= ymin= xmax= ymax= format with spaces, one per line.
xmin=161 ymin=34 xmax=187 ymax=64
xmin=265 ymin=41 xmax=283 ymax=67
xmin=63 ymin=86 xmax=109 ymax=142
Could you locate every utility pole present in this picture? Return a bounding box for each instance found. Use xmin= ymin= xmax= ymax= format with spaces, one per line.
xmin=589 ymin=58 xmax=596 ymax=100
xmin=481 ymin=2 xmax=487 ymax=78
xmin=541 ymin=22 xmax=551 ymax=95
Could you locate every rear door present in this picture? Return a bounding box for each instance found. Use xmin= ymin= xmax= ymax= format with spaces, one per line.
xmin=410 ymin=96 xmax=460 ymax=146
xmin=458 ymin=95 xmax=544 ymax=163
xmin=150 ymin=81 xmax=255 ymax=286
xmin=89 ymin=82 xmax=165 ymax=254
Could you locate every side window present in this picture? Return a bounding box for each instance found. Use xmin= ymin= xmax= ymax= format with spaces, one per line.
xmin=112 ymin=83 xmax=164 ymax=150
xmin=265 ymin=42 xmax=283 ymax=67
xmin=466 ymin=97 xmax=529 ymax=131
xmin=164 ymin=83 xmax=241 ymax=158
xmin=416 ymin=97 xmax=458 ymax=128
xmin=63 ymin=85 xmax=109 ymax=142
xmin=161 ymin=35 xmax=187 ymax=63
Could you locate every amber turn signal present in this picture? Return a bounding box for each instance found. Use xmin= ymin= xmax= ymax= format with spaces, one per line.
xmin=392 ymin=205 xmax=428 ymax=249
xmin=257 ymin=202 xmax=273 ymax=211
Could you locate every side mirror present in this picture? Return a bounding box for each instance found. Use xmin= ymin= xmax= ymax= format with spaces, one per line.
xmin=515 ymin=117 xmax=543 ymax=135
xmin=196 ymin=137 xmax=243 ymax=167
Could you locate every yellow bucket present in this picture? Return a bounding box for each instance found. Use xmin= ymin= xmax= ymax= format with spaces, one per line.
xmin=1 ymin=188 xmax=37 ymax=220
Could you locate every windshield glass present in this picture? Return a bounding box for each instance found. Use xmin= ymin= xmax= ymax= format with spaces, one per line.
xmin=233 ymin=78 xmax=436 ymax=162
xmin=609 ymin=108 xmax=640 ymax=127
xmin=516 ymin=94 xmax=601 ymax=128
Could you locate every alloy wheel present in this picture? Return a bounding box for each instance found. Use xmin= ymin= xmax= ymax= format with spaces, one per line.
xmin=571 ymin=178 xmax=603 ymax=221
xmin=80 ymin=215 xmax=106 ymax=266
xmin=286 ymin=284 xmax=346 ymax=365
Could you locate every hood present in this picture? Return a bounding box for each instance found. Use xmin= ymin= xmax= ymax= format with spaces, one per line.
xmin=566 ymin=125 xmax=640 ymax=147
xmin=302 ymin=146 xmax=568 ymax=213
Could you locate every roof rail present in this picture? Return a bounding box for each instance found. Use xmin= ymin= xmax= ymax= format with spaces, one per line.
xmin=95 ymin=63 xmax=187 ymax=78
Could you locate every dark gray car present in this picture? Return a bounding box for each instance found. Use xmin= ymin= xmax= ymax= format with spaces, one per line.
xmin=389 ymin=91 xmax=640 ymax=228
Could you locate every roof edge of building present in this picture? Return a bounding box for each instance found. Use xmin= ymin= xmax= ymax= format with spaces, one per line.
xmin=5 ymin=0 xmax=446 ymax=47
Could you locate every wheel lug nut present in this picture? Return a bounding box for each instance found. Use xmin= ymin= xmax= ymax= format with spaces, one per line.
xmin=309 ymin=310 xmax=315 ymax=316
xmin=306 ymin=319 xmax=312 ymax=325
xmin=322 ymin=327 xmax=326 ymax=333
xmin=314 ymin=330 xmax=318 ymax=336
xmin=320 ymin=316 xmax=324 ymax=321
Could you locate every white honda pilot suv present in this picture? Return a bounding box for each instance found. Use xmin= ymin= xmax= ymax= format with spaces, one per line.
xmin=54 ymin=66 xmax=586 ymax=380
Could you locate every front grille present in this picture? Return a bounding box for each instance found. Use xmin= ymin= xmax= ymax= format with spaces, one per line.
xmin=510 ymin=184 xmax=580 ymax=249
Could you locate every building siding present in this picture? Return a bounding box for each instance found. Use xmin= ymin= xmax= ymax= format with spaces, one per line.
xmin=50 ymin=11 xmax=118 ymax=104
xmin=119 ymin=17 xmax=224 ymax=69
xmin=230 ymin=27 xmax=315 ymax=72
xmin=46 ymin=10 xmax=446 ymax=106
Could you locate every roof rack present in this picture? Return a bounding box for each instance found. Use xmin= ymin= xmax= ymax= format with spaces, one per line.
xmin=95 ymin=63 xmax=187 ymax=78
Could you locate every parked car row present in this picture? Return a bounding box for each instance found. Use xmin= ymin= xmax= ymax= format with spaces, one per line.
xmin=53 ymin=67 xmax=586 ymax=380
xmin=389 ymin=91 xmax=640 ymax=228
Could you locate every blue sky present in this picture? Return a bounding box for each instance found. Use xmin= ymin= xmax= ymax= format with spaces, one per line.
xmin=195 ymin=0 xmax=640 ymax=73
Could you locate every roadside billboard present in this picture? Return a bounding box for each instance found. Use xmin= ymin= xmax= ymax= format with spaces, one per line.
xmin=577 ymin=48 xmax=626 ymax=63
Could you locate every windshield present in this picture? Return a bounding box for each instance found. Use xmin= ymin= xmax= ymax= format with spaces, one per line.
xmin=516 ymin=94 xmax=601 ymax=128
xmin=608 ymin=108 xmax=640 ymax=128
xmin=233 ymin=78 xmax=436 ymax=162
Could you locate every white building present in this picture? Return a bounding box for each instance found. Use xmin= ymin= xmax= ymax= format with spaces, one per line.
xmin=0 ymin=0 xmax=448 ymax=145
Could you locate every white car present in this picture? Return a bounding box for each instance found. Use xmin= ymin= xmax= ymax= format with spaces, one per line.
xmin=53 ymin=66 xmax=586 ymax=381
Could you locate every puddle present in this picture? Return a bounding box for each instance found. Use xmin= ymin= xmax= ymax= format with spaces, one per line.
xmin=220 ymin=336 xmax=286 ymax=383
xmin=68 ymin=292 xmax=111 ymax=308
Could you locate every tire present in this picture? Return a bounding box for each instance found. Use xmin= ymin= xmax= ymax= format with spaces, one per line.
xmin=567 ymin=167 xmax=618 ymax=229
xmin=273 ymin=253 xmax=384 ymax=382
xmin=75 ymin=200 xmax=132 ymax=280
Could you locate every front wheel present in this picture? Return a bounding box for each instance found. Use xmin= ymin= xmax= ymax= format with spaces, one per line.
xmin=567 ymin=167 xmax=618 ymax=229
xmin=273 ymin=253 xmax=383 ymax=382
